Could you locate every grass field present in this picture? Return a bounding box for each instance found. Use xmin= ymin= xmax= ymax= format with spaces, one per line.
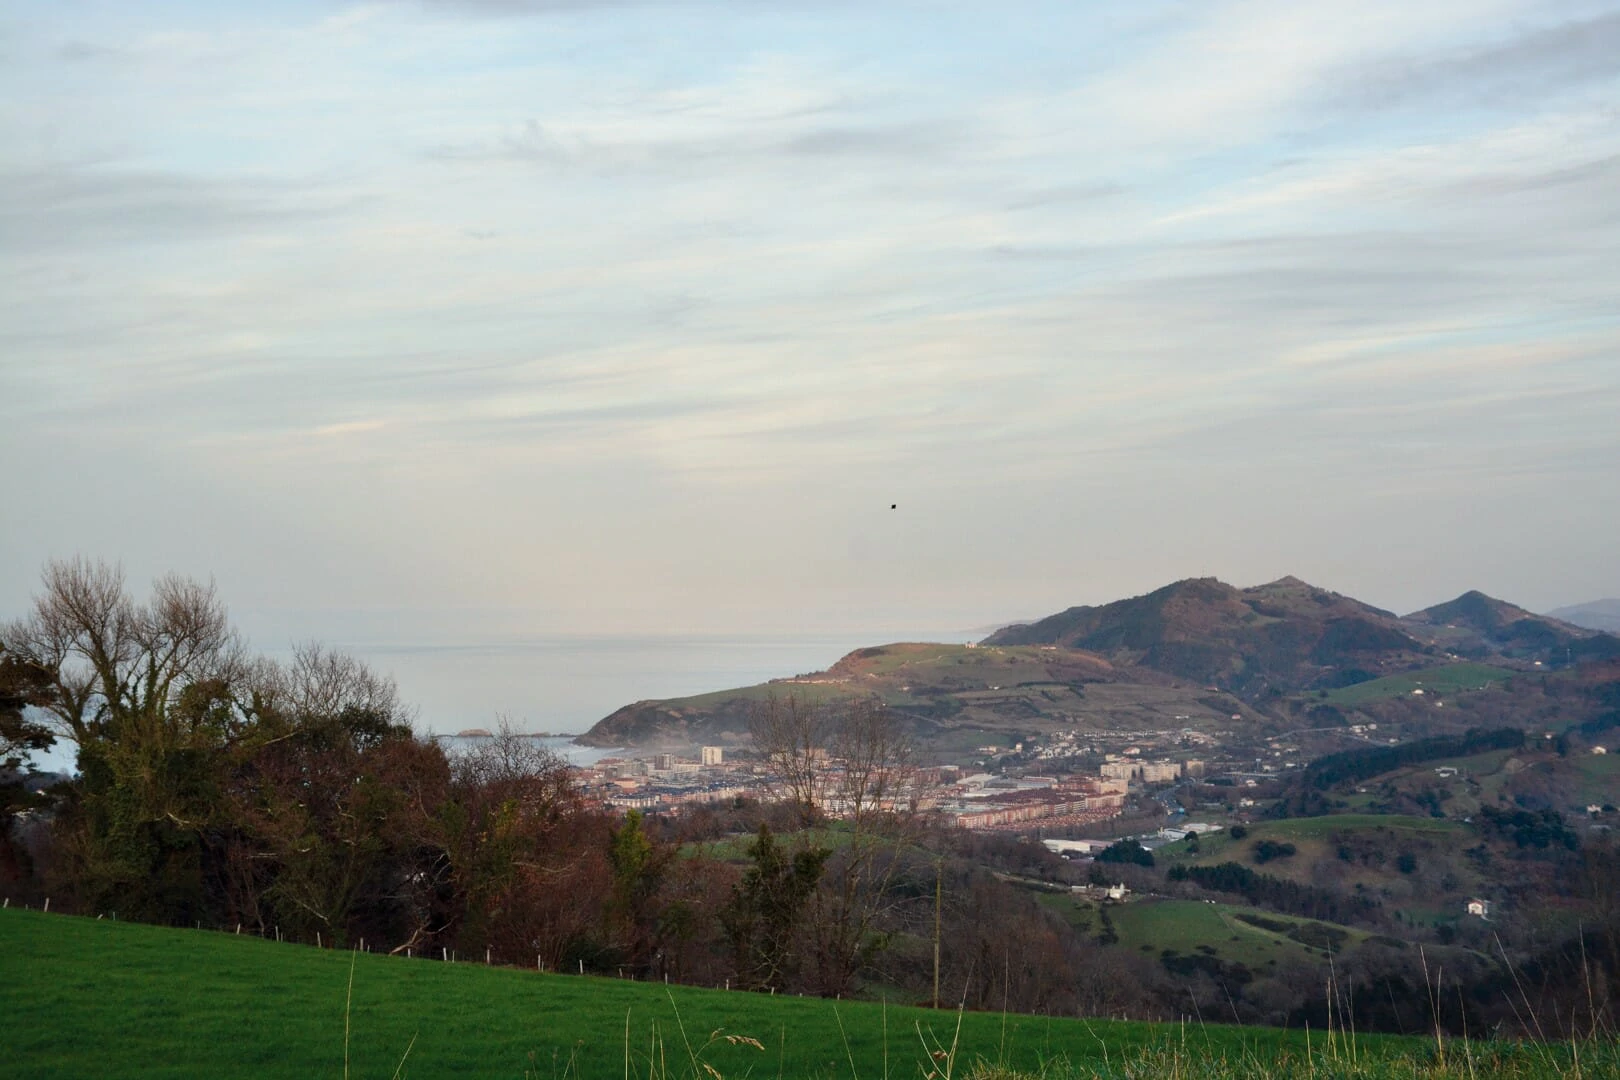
xmin=1110 ymin=900 xmax=1347 ymax=967
xmin=1159 ymin=816 xmax=1466 ymax=866
xmin=1320 ymin=664 xmax=1514 ymax=707
xmin=1572 ymin=751 xmax=1620 ymax=807
xmin=1251 ymin=815 xmax=1466 ymax=839
xmin=1039 ymin=895 xmax=1358 ymax=971
xmin=0 ymin=908 xmax=1331 ymax=1079
xmin=1156 ymin=816 xmax=1483 ymax=923
xmin=4 ymin=908 xmax=1613 ymax=1079
xmin=672 ymin=681 xmax=855 ymax=709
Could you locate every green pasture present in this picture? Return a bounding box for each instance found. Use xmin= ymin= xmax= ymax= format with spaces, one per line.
xmin=1160 ymin=816 xmax=1481 ymax=905
xmin=835 ymin=643 xmax=1064 ymax=678
xmin=670 ymin=680 xmax=856 ymax=709
xmin=1037 ymin=893 xmax=1356 ymax=971
xmin=0 ymin=908 xmax=1325 ymax=1079
xmin=3 ymin=908 xmax=1610 ymax=1079
xmin=1111 ymin=900 xmax=1360 ymax=968
xmin=1320 ymin=664 xmax=1514 ymax=707
xmin=1160 ymin=816 xmax=1466 ymax=865
xmin=1257 ymin=815 xmax=1466 ymax=839
xmin=1569 ymin=751 xmax=1620 ymax=808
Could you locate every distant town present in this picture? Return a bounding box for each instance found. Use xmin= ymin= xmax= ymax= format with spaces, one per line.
xmin=444 ymin=725 xmax=1263 ymax=838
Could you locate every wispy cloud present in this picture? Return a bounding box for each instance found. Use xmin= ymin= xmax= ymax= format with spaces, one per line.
xmin=2 ymin=0 xmax=1617 ymax=635
xmin=1329 ymin=10 xmax=1620 ymax=110
xmin=0 ymin=165 xmax=350 ymax=251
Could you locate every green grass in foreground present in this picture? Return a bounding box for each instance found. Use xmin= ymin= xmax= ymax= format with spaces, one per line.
xmin=0 ymin=908 xmax=1613 ymax=1079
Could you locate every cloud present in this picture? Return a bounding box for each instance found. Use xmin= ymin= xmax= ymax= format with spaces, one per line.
xmin=1158 ymin=105 xmax=1620 ymax=236
xmin=5 ymin=0 xmax=1620 ymax=632
xmin=427 ymin=110 xmax=958 ymax=173
xmin=414 ymin=0 xmax=830 ymax=13
xmin=57 ymin=40 xmax=122 ymax=63
xmin=1331 ymin=10 xmax=1620 ymax=110
xmin=0 ymin=165 xmax=349 ymax=251
xmin=310 ymin=419 xmax=389 ymax=437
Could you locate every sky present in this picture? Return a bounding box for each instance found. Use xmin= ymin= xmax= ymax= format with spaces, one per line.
xmin=3 ymin=0 xmax=1619 ymax=651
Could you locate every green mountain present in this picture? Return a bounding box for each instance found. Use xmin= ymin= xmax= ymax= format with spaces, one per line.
xmin=579 ymin=640 xmax=1259 ymax=748
xmin=1404 ymin=590 xmax=1620 ymax=663
xmin=983 ymin=576 xmax=1433 ymax=697
xmin=581 ymin=577 xmax=1620 ymax=748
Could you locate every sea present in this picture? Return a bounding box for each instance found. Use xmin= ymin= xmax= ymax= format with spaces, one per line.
xmin=28 ymin=630 xmax=975 ymax=774
xmin=351 ymin=630 xmax=975 ymax=740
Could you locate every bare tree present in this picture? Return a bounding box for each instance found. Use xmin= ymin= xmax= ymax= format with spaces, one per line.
xmin=449 ymin=717 xmax=571 ymax=802
xmin=1 ymin=556 xmax=246 ymax=747
xmin=748 ymin=692 xmax=931 ymax=995
xmin=748 ymin=692 xmax=830 ymax=827
xmin=3 ymin=558 xmax=430 ymax=921
xmin=830 ymin=696 xmax=921 ymax=821
xmin=244 ymin=642 xmax=413 ymax=748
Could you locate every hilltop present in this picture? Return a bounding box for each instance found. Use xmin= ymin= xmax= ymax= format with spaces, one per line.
xmin=1405 ymin=591 xmax=1620 ymax=662
xmin=583 ymin=576 xmax=1619 ymax=749
xmin=987 ymin=577 xmax=1616 ymax=694
xmin=1549 ymin=598 xmax=1620 ymax=635
xmin=983 ymin=576 xmax=1430 ymax=696
xmin=579 ymin=640 xmax=1261 ymax=748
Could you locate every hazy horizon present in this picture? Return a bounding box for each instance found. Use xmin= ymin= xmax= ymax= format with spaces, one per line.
xmin=4 ymin=1 xmax=1617 ymax=641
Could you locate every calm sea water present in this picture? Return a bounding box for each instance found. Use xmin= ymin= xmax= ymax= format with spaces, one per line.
xmin=26 ymin=630 xmax=975 ymax=774
xmin=434 ymin=734 xmax=623 ymax=767
xmin=344 ymin=631 xmax=975 ymax=739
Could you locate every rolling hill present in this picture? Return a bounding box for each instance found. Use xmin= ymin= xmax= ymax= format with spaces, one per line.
xmin=1404 ymin=591 xmax=1620 ymax=663
xmin=1549 ymin=598 xmax=1620 ymax=635
xmin=579 ymin=641 xmax=1260 ymax=747
xmin=983 ymin=576 xmax=1435 ymax=696
xmin=987 ymin=577 xmax=1617 ymax=694
xmin=581 ymin=577 xmax=1620 ymax=749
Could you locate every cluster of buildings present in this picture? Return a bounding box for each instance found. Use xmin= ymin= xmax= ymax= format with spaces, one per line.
xmin=571 ymin=746 xmax=1152 ymax=831
xmin=1042 ymin=821 xmax=1224 ymax=858
xmin=939 ymin=772 xmax=1127 ymax=830
xmin=1099 ymin=757 xmax=1203 ymax=783
xmin=553 ymin=729 xmax=1224 ymax=835
xmin=580 ymin=746 xmax=765 ymax=811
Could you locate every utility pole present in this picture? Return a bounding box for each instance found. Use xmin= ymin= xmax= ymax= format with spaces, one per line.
xmin=932 ymin=856 xmax=942 ymax=1009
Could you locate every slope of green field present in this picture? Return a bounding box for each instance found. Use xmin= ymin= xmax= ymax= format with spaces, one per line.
xmin=1155 ymin=816 xmax=1487 ymax=930
xmin=5 ymin=908 xmax=1612 ymax=1079
xmin=1110 ymin=900 xmax=1365 ymax=966
xmin=1039 ymin=895 xmax=1360 ymax=971
xmin=1 ymin=908 xmax=1378 ymax=1079
xmin=1249 ymin=815 xmax=1465 ymax=839
xmin=1159 ymin=816 xmax=1466 ymax=866
xmin=1320 ymin=664 xmax=1513 ymax=706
